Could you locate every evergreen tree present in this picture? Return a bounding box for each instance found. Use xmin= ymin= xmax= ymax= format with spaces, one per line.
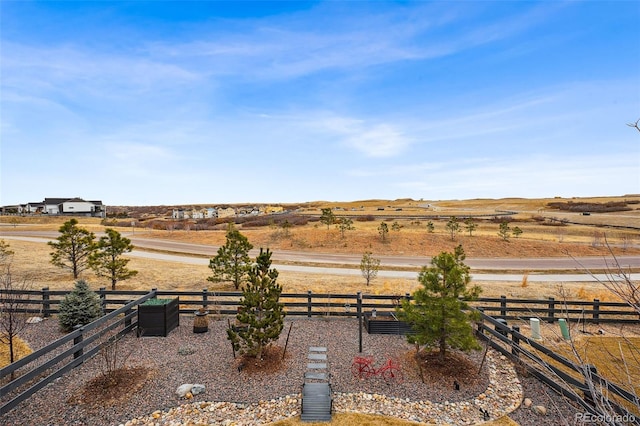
xmin=397 ymin=246 xmax=481 ymax=361
xmin=336 ymin=217 xmax=354 ymax=239
xmin=208 ymin=225 xmax=254 ymax=290
xmin=58 ymin=280 xmax=102 ymax=332
xmin=446 ymin=216 xmax=460 ymax=241
xmin=89 ymin=228 xmax=138 ymax=290
xmin=320 ymin=208 xmax=336 ymax=230
xmin=378 ymin=222 xmax=389 ymax=242
xmin=464 ymin=218 xmax=477 ymax=236
xmin=48 ymin=219 xmax=96 ymax=278
xmin=498 ymin=221 xmax=511 ymax=241
xmin=426 ymin=221 xmax=435 ymax=233
xmin=227 ymin=248 xmax=285 ymax=359
xmin=513 ymin=226 xmax=523 ymax=238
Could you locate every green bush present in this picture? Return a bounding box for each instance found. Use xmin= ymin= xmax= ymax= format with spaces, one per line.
xmin=58 ymin=280 xmax=102 ymax=332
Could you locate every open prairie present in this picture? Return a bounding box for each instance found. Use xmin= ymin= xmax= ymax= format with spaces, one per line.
xmin=1 ymin=196 xmax=638 ymax=300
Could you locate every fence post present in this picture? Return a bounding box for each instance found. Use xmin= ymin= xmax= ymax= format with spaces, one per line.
xmin=500 ymin=295 xmax=507 ymax=319
xmin=99 ymin=287 xmax=106 ymax=314
xmin=124 ymin=300 xmax=133 ymax=328
xmin=476 ymin=308 xmax=485 ymax=337
xmin=548 ymin=297 xmax=556 ymax=323
xmin=307 ymin=290 xmax=312 ymax=318
xmin=592 ymin=299 xmax=600 ymax=325
xmin=73 ymin=326 xmax=84 ymax=361
xmin=511 ymin=326 xmax=520 ymax=358
xmin=42 ymin=287 xmax=50 ymax=318
xmin=357 ymin=292 xmax=362 ymax=353
xmin=202 ymin=289 xmax=208 ymax=310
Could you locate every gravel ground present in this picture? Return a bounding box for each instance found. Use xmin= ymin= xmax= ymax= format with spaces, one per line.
xmin=3 ymin=315 xmax=579 ymax=426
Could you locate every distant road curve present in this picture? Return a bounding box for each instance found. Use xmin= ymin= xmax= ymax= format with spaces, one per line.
xmin=2 ymin=231 xmax=639 ymax=278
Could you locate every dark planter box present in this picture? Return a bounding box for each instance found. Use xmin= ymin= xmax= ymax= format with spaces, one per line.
xmin=137 ymin=297 xmax=180 ymax=337
xmin=364 ymin=312 xmax=412 ymax=335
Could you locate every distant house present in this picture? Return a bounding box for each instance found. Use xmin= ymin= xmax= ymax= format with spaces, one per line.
xmin=217 ymin=207 xmax=236 ymax=218
xmin=205 ymin=207 xmax=217 ymax=219
xmin=172 ymin=207 xmax=218 ymax=220
xmin=1 ymin=197 xmax=105 ymax=217
xmin=172 ymin=209 xmax=188 ymax=219
xmin=263 ymin=205 xmax=284 ymax=214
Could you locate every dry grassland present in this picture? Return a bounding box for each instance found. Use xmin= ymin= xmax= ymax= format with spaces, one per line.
xmin=0 ymin=336 xmax=32 ymax=368
xmin=0 ymin=237 xmax=629 ymax=303
xmin=1 ymin=196 xmax=638 ymax=299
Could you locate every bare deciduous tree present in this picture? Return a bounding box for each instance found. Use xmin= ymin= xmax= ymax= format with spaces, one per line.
xmin=0 ymin=241 xmax=35 ymax=374
xmin=360 ymin=251 xmax=380 ymax=287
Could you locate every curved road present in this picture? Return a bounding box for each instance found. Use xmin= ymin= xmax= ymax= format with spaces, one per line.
xmin=2 ymin=230 xmax=639 ymax=282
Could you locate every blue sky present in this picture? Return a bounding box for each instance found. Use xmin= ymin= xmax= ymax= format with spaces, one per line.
xmin=1 ymin=1 xmax=639 ymax=206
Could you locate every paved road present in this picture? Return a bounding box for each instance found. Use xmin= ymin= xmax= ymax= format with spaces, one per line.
xmin=2 ymin=231 xmax=639 ymax=282
xmin=124 ymin=249 xmax=639 ymax=282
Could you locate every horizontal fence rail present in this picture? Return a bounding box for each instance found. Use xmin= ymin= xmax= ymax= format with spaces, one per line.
xmin=1 ymin=287 xmax=638 ymax=422
xmin=476 ymin=312 xmax=640 ymax=426
xmin=0 ymin=291 xmax=156 ymax=415
xmin=2 ymin=288 xmax=638 ymax=324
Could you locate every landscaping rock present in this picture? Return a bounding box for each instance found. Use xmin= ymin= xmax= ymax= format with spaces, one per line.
xmin=191 ymin=384 xmax=206 ymax=395
xmin=523 ymin=397 xmax=532 ymax=408
xmin=533 ymin=405 xmax=547 ymax=416
xmin=176 ymin=384 xmax=193 ymax=398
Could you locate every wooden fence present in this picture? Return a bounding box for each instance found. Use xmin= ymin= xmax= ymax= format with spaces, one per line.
xmin=1 ymin=288 xmax=638 ymax=419
xmin=2 ymin=288 xmax=638 ymax=324
xmin=0 ymin=291 xmax=156 ymax=415
xmin=477 ymin=312 xmax=640 ymax=425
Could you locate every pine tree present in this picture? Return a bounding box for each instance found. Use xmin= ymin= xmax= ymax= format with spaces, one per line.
xmin=320 ymin=208 xmax=336 ymax=230
xmin=208 ymin=225 xmax=253 ymax=290
xmin=446 ymin=216 xmax=460 ymax=241
xmin=464 ymin=218 xmax=477 ymax=236
xmin=227 ymin=248 xmax=285 ymax=360
xmin=48 ymin=219 xmax=96 ymax=279
xmin=89 ymin=228 xmax=138 ymax=290
xmin=58 ymin=280 xmax=102 ymax=332
xmin=397 ymin=245 xmax=481 ymax=361
xmin=378 ymin=222 xmax=389 ymax=242
xmin=498 ymin=221 xmax=511 ymax=241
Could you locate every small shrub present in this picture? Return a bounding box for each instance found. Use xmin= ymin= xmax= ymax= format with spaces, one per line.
xmin=58 ymin=280 xmax=102 ymax=332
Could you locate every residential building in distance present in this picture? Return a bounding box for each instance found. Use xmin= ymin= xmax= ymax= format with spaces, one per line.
xmin=1 ymin=197 xmax=105 ymax=217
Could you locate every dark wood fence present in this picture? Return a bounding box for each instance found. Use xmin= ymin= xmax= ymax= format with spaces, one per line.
xmin=0 ymin=291 xmax=156 ymax=415
xmin=2 ymin=288 xmax=638 ymax=324
xmin=476 ymin=312 xmax=640 ymax=425
xmin=2 ymin=288 xmax=638 ymax=419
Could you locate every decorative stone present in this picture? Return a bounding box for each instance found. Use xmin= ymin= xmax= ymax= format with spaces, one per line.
xmin=191 ymin=384 xmax=206 ymax=395
xmin=523 ymin=398 xmax=532 ymax=408
xmin=26 ymin=316 xmax=43 ymax=324
xmin=176 ymin=384 xmax=193 ymax=398
xmin=532 ymin=405 xmax=547 ymax=416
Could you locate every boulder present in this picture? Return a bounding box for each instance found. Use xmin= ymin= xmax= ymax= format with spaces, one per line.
xmin=175 ymin=384 xmax=193 ymax=398
xmin=191 ymin=384 xmax=206 ymax=395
